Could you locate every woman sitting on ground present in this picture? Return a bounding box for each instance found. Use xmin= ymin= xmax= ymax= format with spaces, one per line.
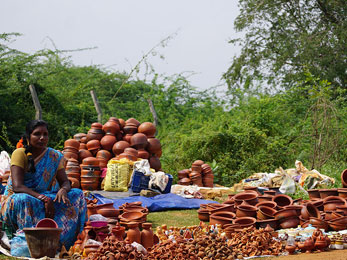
xmin=0 ymin=120 xmax=87 ymax=249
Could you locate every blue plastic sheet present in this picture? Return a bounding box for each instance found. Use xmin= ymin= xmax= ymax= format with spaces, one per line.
xmin=89 ymin=192 xmax=218 ymax=212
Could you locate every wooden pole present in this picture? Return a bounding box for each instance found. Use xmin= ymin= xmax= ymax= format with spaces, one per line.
xmin=147 ymin=98 xmax=158 ymax=131
xmin=90 ymin=90 xmax=102 ymax=123
xmin=29 ymin=84 xmax=42 ymax=120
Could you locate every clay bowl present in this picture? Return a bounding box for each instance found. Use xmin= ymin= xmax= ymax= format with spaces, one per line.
xmin=119 ymin=211 xmax=144 ymax=221
xmin=256 ymin=201 xmax=277 ymax=209
xmin=234 ymin=192 xmax=258 ymax=206
xmin=236 ymin=205 xmax=257 ymax=218
xmin=97 ymin=208 xmax=120 ymax=218
xmin=278 ymin=216 xmax=300 ymax=229
xmin=341 ymin=169 xmax=347 ymax=188
xmin=308 ymin=189 xmax=321 ymax=200
xmin=138 ymin=122 xmax=156 ymax=137
xmin=301 ymin=202 xmax=320 ymax=220
xmin=256 ymin=219 xmax=278 ymax=230
xmin=197 ymin=209 xmax=210 ymax=222
xmin=319 ymin=189 xmax=338 ymax=199
xmin=257 ymin=206 xmax=277 ymax=220
xmin=210 ymin=211 xmax=236 ymax=226
xmin=308 ymin=217 xmax=329 ymax=231
xmin=233 ymin=217 xmax=257 ymax=228
xmin=272 ymin=194 xmax=293 ymax=208
xmin=274 ymin=208 xmax=297 ymax=221
xmin=112 ymin=141 xmax=130 ymax=155
xmin=284 ymin=205 xmax=304 ymax=216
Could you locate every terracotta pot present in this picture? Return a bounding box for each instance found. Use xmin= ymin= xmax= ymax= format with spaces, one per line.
xmin=336 ymin=205 xmax=347 ymax=215
xmin=308 ymin=217 xmax=329 ymax=231
xmin=67 ymin=172 xmax=80 ymax=179
xmin=80 ymin=180 xmax=99 ymax=190
xmin=274 ymin=208 xmax=297 ymax=221
xmin=149 ymin=156 xmax=161 ymax=171
xmin=323 ymin=199 xmax=346 ymax=212
xmin=81 ymin=176 xmax=100 ymax=183
xmin=96 ymin=150 xmax=112 ymax=161
xmin=97 ymin=208 xmax=120 ymax=218
xmin=255 ymin=201 xmax=277 ymax=209
xmin=209 ymin=204 xmax=234 ymax=215
xmin=278 ymin=216 xmax=300 ymax=229
xmin=100 ymin=135 xmax=117 ymax=151
xmin=256 ymin=219 xmax=278 ymax=230
xmin=319 ymin=188 xmax=338 ymax=198
xmin=123 ymin=124 xmax=138 ymax=135
xmin=137 ymin=149 xmax=149 ymax=159
xmin=111 ymin=225 xmax=125 ymax=241
xmin=86 ymin=140 xmax=101 ymax=151
xmin=126 ymin=222 xmax=141 ymax=243
xmin=103 ymin=121 xmax=120 ymax=135
xmin=236 ymin=205 xmax=257 ymax=218
xmin=112 ymin=141 xmax=130 ymax=155
xmin=311 ymin=199 xmax=324 ymax=211
xmin=64 ymin=139 xmax=80 ymax=150
xmin=86 ymin=129 xmax=104 ymax=141
xmin=78 ymin=149 xmax=93 ymax=163
xmin=197 ymin=209 xmax=210 ymax=222
xmin=91 ymin=122 xmax=103 ymax=129
xmin=63 ymin=150 xmax=78 ymax=160
xmin=234 ymin=192 xmax=258 ymax=206
xmin=178 ymin=177 xmax=191 ymax=185
xmin=82 ymin=157 xmax=100 ymax=166
xmin=79 ymin=143 xmax=87 ymax=150
xmin=263 ymin=190 xmax=276 ymax=196
xmin=233 ymin=217 xmax=256 ymax=228
xmin=210 ymin=211 xmax=236 ymax=226
xmin=341 ymin=169 xmax=347 ymax=188
xmin=138 ymin=122 xmax=156 ymax=138
xmin=130 ymin=133 xmax=148 ymax=150
xmin=284 ymin=205 xmax=303 ymax=216
xmin=74 ymin=133 xmax=87 ymax=141
xmin=146 ymin=138 xmax=161 ymax=154
xmin=141 ymin=223 xmax=154 ymax=249
xmin=118 ymin=153 xmax=137 ymax=161
xmin=178 ymin=169 xmax=190 ymax=179
xmin=328 ymin=221 xmax=346 ymax=231
xmin=120 ymin=211 xmax=144 ymax=221
xmin=257 ymin=206 xmax=277 ymax=220
xmin=272 ymin=194 xmax=293 ymax=208
xmin=337 ymin=188 xmax=347 ymax=198
xmin=123 ymin=147 xmax=138 ymax=157
xmin=126 ymin=118 xmax=140 ymax=127
xmin=258 ymin=195 xmax=274 ymax=203
xmin=84 ymin=244 xmax=100 ymax=256
xmin=301 ymin=202 xmax=320 ymax=220
xmin=192 ymin=160 xmax=204 ymax=166
xmin=201 ymin=163 xmax=212 ymax=172
xmin=308 ymin=189 xmax=321 ymax=200
xmin=191 ymin=165 xmax=202 ymax=173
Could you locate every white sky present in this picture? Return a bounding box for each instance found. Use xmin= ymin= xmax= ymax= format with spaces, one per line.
xmin=1 ymin=0 xmax=241 ymax=91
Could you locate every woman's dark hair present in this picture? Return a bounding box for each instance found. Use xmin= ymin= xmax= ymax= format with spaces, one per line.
xmin=23 ymin=120 xmax=48 ymax=173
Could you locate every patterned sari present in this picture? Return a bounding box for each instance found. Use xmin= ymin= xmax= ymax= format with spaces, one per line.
xmin=0 ymin=147 xmax=87 ymax=249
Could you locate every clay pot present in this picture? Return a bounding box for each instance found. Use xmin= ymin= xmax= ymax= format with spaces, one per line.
xmin=178 ymin=169 xmax=190 ymax=179
xmin=137 ymin=149 xmax=149 ymax=159
xmin=256 ymin=219 xmax=278 ymax=230
xmin=341 ymin=169 xmax=347 ymax=188
xmin=274 ymin=208 xmax=297 ymax=221
xmin=80 ymin=180 xmax=99 ymax=190
xmin=111 ymin=225 xmax=125 ymax=241
xmin=138 ymin=122 xmax=156 ymax=138
xmin=130 ymin=133 xmax=148 ymax=149
xmin=311 ymin=199 xmax=324 ymax=211
xmin=97 ymin=208 xmax=120 ymax=218
xmin=123 ymin=124 xmax=138 ymax=135
xmin=120 ymin=211 xmax=144 ymax=222
xmin=91 ymin=122 xmax=103 ymax=129
xmin=272 ymin=194 xmax=293 ymax=208
xmin=286 ymin=245 xmax=296 ymax=255
xmin=209 ymin=204 xmax=234 ymax=215
xmin=63 ymin=150 xmax=78 ymax=160
xmin=192 ymin=160 xmax=204 ymax=166
xmin=82 ymin=157 xmax=100 ymax=166
xmin=86 ymin=140 xmax=101 ymax=151
xmin=309 ymin=217 xmax=329 ymax=231
xmin=149 ymin=156 xmax=161 ymax=171
xmin=112 ymin=141 xmax=130 ymax=155
xmin=74 ymin=133 xmax=87 ymax=141
xmin=146 ymin=138 xmax=161 ymax=154
xmin=124 ymin=147 xmax=138 ymax=157
xmin=263 ymin=190 xmax=276 ymax=196
xmin=126 ymin=118 xmax=140 ymax=127
xmin=84 ymin=244 xmax=100 ymax=256
xmin=284 ymin=205 xmax=303 ymax=216
xmin=79 ymin=143 xmax=87 ymax=150
xmin=301 ymin=202 xmax=320 ymax=220
xmin=141 ymin=223 xmax=154 ymax=249
xmin=64 ymin=139 xmax=80 ymax=150
xmin=257 ymin=206 xmax=277 ymax=220
xmin=323 ymin=199 xmax=346 ymax=212
xmin=100 ymin=135 xmax=117 ymax=151
xmin=126 ymin=222 xmax=141 ymax=243
xmin=197 ymin=209 xmax=210 ymax=222
xmin=78 ymin=149 xmax=93 ymax=163
xmin=234 ymin=192 xmax=258 ymax=206
xmin=314 ymin=235 xmax=327 ymax=251
xmin=233 ymin=217 xmax=256 ymax=228
xmin=256 ymin=201 xmax=277 ymax=209
xmin=178 ymin=178 xmax=191 ymax=185
xmin=336 ymin=205 xmax=347 ymax=215
xmin=236 ymin=204 xmax=257 ymax=218
xmin=103 ymin=121 xmax=120 ymax=135
xmin=210 ymin=211 xmax=236 ymax=226
xmin=328 ymin=221 xmax=346 ymax=231
xmin=319 ymin=188 xmax=338 ymax=198
xmin=118 ymin=153 xmax=137 ymax=161
xmin=304 ymin=237 xmax=315 ymax=252
xmin=95 ymin=150 xmax=112 ymax=161
xmin=337 ymin=188 xmax=347 ymax=198
xmin=279 ymin=216 xmax=300 ymax=229
xmin=87 ymin=128 xmax=104 ymax=141
xmin=257 ymin=195 xmax=274 ymax=203
xmin=191 ymin=165 xmax=202 ymax=173
xmin=67 ymin=172 xmax=80 ymax=179
xmin=81 ymin=176 xmax=100 ymax=183
xmin=308 ymin=189 xmax=321 ymax=200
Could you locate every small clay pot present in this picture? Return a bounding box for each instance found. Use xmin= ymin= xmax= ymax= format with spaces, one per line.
xmin=86 ymin=140 xmax=101 ymax=151
xmin=146 ymin=138 xmax=162 ymax=154
xmin=319 ymin=188 xmax=338 ymax=199
xmin=97 ymin=208 xmax=120 ymax=218
xmin=178 ymin=169 xmax=190 ymax=179
xmin=112 ymin=141 xmax=130 ymax=155
xmin=284 ymin=205 xmax=303 ymax=216
xmin=279 ymin=216 xmax=300 ymax=229
xmin=130 ymin=133 xmax=148 ymax=149
xmin=197 ymin=209 xmax=210 ymax=222
xmin=274 ymin=208 xmax=297 ymax=221
xmin=308 ymin=189 xmax=321 ymax=200
xmin=82 ymin=157 xmax=100 ymax=166
xmin=272 ymin=194 xmax=293 ymax=208
xmin=210 ymin=211 xmax=236 ymax=226
xmin=301 ymin=202 xmax=320 ymax=220
xmin=337 ymin=188 xmax=347 ymax=198
xmin=103 ymin=121 xmax=120 ymax=135
xmin=100 ymin=135 xmax=117 ymax=151
xmin=78 ymin=149 xmax=93 ymax=163
xmin=96 ymin=150 xmax=112 ymax=161
xmin=81 ymin=180 xmax=99 ymax=190
xmin=149 ymin=156 xmax=161 ymax=171
xmin=138 ymin=122 xmax=156 ymax=138
xmin=137 ymin=149 xmax=149 ymax=159
xmin=236 ymin=204 xmax=257 ymax=218
xmin=257 ymin=206 xmax=277 ymax=220
xmin=68 ymin=177 xmax=80 ymax=188
xmin=233 ymin=217 xmax=256 ymax=228
xmin=74 ymin=133 xmax=87 ymax=141
xmin=234 ymin=192 xmax=258 ymax=206
xmin=258 ymin=195 xmax=274 ymax=203
xmin=178 ymin=177 xmax=191 ymax=185
xmin=255 ymin=201 xmax=277 ymax=209
xmin=309 ymin=217 xmax=329 ymax=231
xmin=64 ymin=139 xmax=80 ymax=150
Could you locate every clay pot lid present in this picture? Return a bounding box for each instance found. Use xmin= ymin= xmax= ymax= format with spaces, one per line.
xmin=91 ymin=122 xmax=103 ymax=129
xmin=82 ymin=157 xmax=100 ymax=166
xmin=86 ymin=140 xmax=101 ymax=150
xmin=192 ymin=160 xmax=204 ymax=166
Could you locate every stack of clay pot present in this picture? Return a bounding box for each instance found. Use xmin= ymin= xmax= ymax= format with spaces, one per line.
xmin=62 ymin=117 xmax=164 ymax=190
xmin=80 ymin=157 xmax=101 ymax=190
xmin=197 ymin=186 xmax=347 ymax=232
xmin=177 ymin=160 xmax=214 ymax=187
xmin=118 ymin=202 xmax=148 ymax=227
xmin=65 ymin=158 xmax=80 ymax=188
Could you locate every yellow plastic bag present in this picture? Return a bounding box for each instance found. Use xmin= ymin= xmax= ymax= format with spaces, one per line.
xmin=104 ymin=159 xmax=134 ymax=191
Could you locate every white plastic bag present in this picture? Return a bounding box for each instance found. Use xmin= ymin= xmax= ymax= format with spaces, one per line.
xmin=0 ymin=151 xmax=11 ymax=176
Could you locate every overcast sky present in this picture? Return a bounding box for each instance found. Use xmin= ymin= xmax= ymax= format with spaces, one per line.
xmin=1 ymin=0 xmax=241 ymax=91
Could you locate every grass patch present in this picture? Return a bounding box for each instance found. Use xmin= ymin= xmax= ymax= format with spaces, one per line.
xmin=146 ymin=209 xmax=200 ymax=229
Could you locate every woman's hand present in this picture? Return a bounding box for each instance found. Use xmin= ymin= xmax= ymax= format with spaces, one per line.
xmin=44 ymin=197 xmax=55 ymax=219
xmin=54 ymin=188 xmax=70 ymax=206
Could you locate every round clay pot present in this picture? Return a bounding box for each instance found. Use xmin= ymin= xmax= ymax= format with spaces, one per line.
xmin=83 ymin=244 xmax=100 ymax=256
xmin=308 ymin=189 xmax=321 ymax=200
xmin=86 ymin=129 xmax=104 ymax=141
xmin=79 ymin=143 xmax=87 ymax=150
xmin=255 ymin=201 xmax=277 ymax=209
xmin=137 ymin=149 xmax=149 ymax=159
xmin=178 ymin=170 xmax=190 ymax=179
xmin=100 ymin=135 xmax=117 ymax=151
xmin=319 ymin=188 xmax=338 ymax=198
xmin=64 ymin=139 xmax=80 ymax=150
xmin=197 ymin=209 xmax=210 ymax=222
xmin=86 ymin=140 xmax=101 ymax=151
xmin=323 ymin=199 xmax=346 ymax=212
xmin=311 ymin=199 xmax=324 ymax=211
xmin=279 ymin=216 xmax=300 ymax=229
xmin=123 ymin=124 xmax=138 ymax=135
xmin=81 ymin=180 xmax=99 ymax=190
xmin=337 ymin=188 xmax=347 ymax=198
xmin=210 ymin=211 xmax=236 ymax=226
xmin=66 ymin=158 xmax=79 ymax=168
xmin=82 ymin=157 xmax=100 ymax=166
xmin=178 ymin=177 xmax=191 ymax=185
xmin=138 ymin=122 xmax=156 ymax=138
xmin=308 ymin=217 xmax=329 ymax=231
xmin=209 ymin=204 xmax=234 ymax=215
xmin=97 ymin=208 xmax=120 ymax=218
xmin=102 ymin=121 xmax=120 ymax=135
xmin=233 ymin=217 xmax=256 ymax=228
xmin=236 ymin=205 xmax=257 ymax=218
xmin=63 ymin=150 xmax=78 ymax=160
xmin=91 ymin=122 xmax=103 ymax=129
xmin=191 ymin=165 xmax=202 ymax=173
xmin=112 ymin=141 xmax=130 ymax=155
xmin=96 ymin=150 xmax=112 ymax=161
xmin=130 ymin=133 xmax=148 ymax=149
xmin=301 ymin=202 xmax=320 ymax=220
xmin=149 ymin=156 xmax=161 ymax=171
xmin=274 ymin=208 xmax=297 ymax=221
xmin=81 ymin=176 xmax=100 ymax=183
xmin=146 ymin=138 xmax=161 ymax=154
xmin=234 ymin=192 xmax=258 ymax=206
xmin=272 ymin=194 xmax=293 ymax=208
xmin=124 ymin=147 xmax=138 ymax=157
xmin=126 ymin=118 xmax=140 ymax=127
xmin=341 ymin=169 xmax=347 ymax=188
xmin=257 ymin=206 xmax=277 ymax=220
xmin=67 ymin=172 xmax=80 ymax=179
xmin=284 ymin=205 xmax=304 ymax=216
xmin=336 ymin=205 xmax=347 ymax=215
xmin=118 ymin=153 xmax=137 ymax=161
xmin=78 ymin=149 xmax=92 ymax=163
xmin=74 ymin=133 xmax=87 ymax=141
xmin=258 ymin=195 xmax=274 ymax=203
xmin=256 ymin=219 xmax=278 ymax=230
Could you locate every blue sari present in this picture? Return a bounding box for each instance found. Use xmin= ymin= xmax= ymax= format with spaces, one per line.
xmin=0 ymin=148 xmax=87 ymax=249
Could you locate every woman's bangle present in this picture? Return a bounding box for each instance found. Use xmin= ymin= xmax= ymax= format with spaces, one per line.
xmin=37 ymin=194 xmax=49 ymax=202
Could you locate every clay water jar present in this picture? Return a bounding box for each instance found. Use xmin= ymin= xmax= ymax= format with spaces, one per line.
xmin=210 ymin=211 xmax=236 ymax=226
xmin=341 ymin=169 xmax=347 ymax=188
xmin=319 ymin=188 xmax=338 ymax=198
xmin=256 ymin=201 xmax=277 ymax=209
xmin=146 ymin=138 xmax=162 ymax=154
xmin=103 ymin=121 xmax=120 ymax=135
xmin=64 ymin=139 xmax=80 ymax=150
xmin=138 ymin=122 xmax=156 ymax=138
xmin=234 ymin=192 xmax=258 ymax=206
xmin=233 ymin=217 xmax=256 ymax=228
xmin=130 ymin=133 xmax=148 ymax=149
xmin=301 ymin=202 xmax=320 ymax=220
xmin=257 ymin=206 xmax=277 ymax=220
xmin=308 ymin=189 xmax=321 ymax=200
xmin=272 ymin=194 xmax=293 ymax=209
xmin=236 ymin=204 xmax=257 ymax=218
xmin=100 ymin=135 xmax=117 ymax=151
xmin=112 ymin=141 xmax=130 ymax=155
xmin=141 ymin=222 xmax=154 ymax=249
xmin=126 ymin=222 xmax=141 ymax=243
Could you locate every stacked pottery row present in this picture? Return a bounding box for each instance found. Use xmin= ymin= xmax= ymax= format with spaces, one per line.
xmin=197 ymin=187 xmax=347 ymax=231
xmin=177 ymin=160 xmax=214 ymax=187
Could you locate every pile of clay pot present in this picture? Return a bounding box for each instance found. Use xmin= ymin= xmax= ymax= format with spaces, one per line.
xmin=197 ymin=186 xmax=347 ymax=233
xmin=63 ymin=117 xmax=162 ymax=191
xmin=177 ymin=160 xmax=214 ymax=187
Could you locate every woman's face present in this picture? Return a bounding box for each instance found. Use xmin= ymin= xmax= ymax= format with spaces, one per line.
xmin=30 ymin=125 xmax=49 ymax=149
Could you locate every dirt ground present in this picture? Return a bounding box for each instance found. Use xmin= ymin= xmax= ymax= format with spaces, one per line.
xmin=263 ymin=249 xmax=347 ymax=260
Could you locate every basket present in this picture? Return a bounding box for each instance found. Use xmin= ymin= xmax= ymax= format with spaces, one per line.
xmin=130 ymin=171 xmax=173 ymax=194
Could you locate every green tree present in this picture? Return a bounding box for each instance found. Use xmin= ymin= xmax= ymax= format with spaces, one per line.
xmin=224 ymin=0 xmax=346 ymax=93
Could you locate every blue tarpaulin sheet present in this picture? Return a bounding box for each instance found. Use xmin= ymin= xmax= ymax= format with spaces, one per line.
xmin=89 ymin=192 xmax=218 ymax=212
